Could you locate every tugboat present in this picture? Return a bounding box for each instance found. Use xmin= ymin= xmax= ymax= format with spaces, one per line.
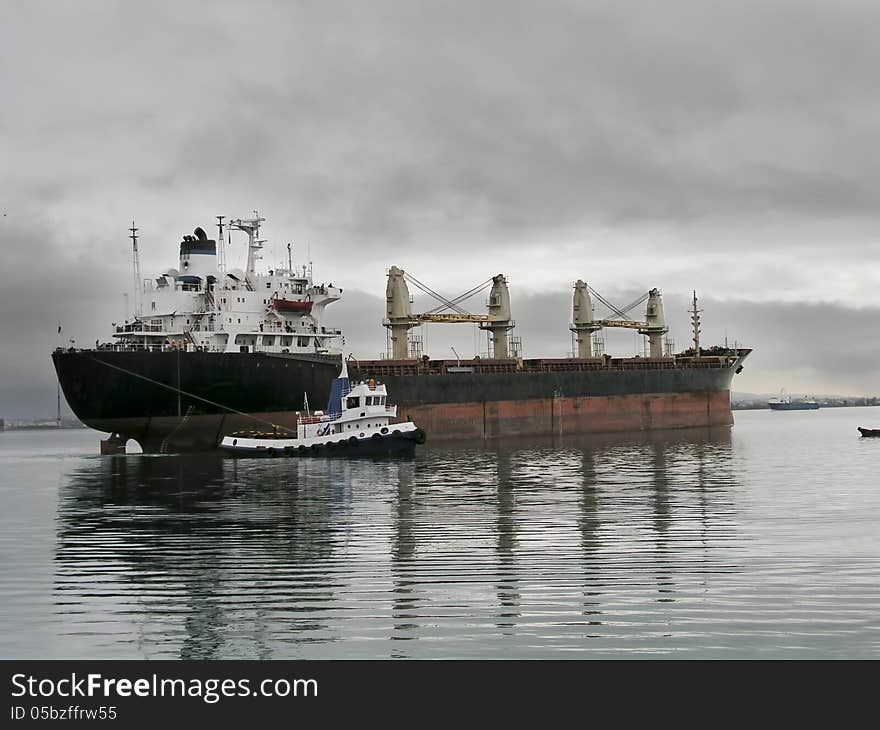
xmin=220 ymin=360 xmax=426 ymax=456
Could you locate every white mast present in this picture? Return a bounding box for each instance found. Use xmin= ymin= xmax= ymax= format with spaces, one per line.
xmin=229 ymin=212 xmax=265 ymax=290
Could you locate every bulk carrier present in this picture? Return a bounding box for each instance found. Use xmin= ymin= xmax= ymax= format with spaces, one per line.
xmin=52 ymin=215 xmax=750 ymax=453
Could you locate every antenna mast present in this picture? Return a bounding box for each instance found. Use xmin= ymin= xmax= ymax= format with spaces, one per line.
xmin=691 ymin=290 xmax=702 ymax=355
xmin=216 ymin=215 xmax=226 ymax=271
xmin=129 ymin=222 xmax=141 ymax=316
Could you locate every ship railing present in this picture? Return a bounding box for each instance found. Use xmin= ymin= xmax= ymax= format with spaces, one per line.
xmin=93 ymin=342 xmax=227 ymax=354
xmin=115 ymin=323 xmax=164 ymax=334
xmin=353 ymin=355 xmax=739 ymax=377
xmin=298 ymin=414 xmax=331 ymax=425
xmin=608 ymin=358 xmax=677 ymax=370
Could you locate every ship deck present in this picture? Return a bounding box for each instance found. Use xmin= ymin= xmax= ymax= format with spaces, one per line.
xmin=353 ymin=349 xmax=749 ymax=377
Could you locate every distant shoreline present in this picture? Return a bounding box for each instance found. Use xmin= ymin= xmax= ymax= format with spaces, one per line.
xmin=0 ymin=423 xmax=86 ymax=432
xmin=732 ymin=402 xmax=880 ymax=411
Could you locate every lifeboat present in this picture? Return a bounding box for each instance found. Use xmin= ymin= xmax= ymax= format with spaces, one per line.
xmin=271 ymin=298 xmax=313 ymax=314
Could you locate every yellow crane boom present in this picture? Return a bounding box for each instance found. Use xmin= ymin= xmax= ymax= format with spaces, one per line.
xmin=597 ymin=319 xmax=649 ymax=330
xmin=417 ymin=313 xmax=494 ymax=323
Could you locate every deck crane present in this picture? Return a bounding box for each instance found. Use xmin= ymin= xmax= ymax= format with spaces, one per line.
xmin=384 ymin=268 xmax=515 ymax=358
xmin=572 ymin=284 xmax=668 ymax=357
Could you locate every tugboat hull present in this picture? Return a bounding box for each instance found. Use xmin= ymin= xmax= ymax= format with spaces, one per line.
xmin=221 ymin=430 xmax=425 ymax=457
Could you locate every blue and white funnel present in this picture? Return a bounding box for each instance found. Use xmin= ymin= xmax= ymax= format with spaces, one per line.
xmin=326 ymin=359 xmax=351 ymax=417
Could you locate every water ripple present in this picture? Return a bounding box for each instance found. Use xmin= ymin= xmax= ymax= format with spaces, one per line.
xmin=1 ymin=410 xmax=880 ymax=657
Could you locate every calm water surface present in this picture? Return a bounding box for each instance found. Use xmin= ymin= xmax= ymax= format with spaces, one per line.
xmin=2 ymin=408 xmax=879 ymax=658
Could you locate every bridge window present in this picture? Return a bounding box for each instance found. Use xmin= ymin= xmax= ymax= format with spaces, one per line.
xmin=346 ymin=396 xmax=360 ymax=409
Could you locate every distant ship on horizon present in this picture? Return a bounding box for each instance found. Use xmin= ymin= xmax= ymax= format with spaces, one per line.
xmin=768 ymin=391 xmax=820 ymax=411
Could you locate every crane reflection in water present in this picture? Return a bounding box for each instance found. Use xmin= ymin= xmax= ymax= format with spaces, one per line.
xmin=54 ymin=427 xmax=739 ymax=658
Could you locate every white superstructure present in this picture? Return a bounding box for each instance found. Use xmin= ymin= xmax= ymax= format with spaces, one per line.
xmin=109 ymin=215 xmax=344 ymax=355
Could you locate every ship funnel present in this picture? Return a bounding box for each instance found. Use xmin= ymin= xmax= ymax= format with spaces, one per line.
xmin=570 ymin=279 xmax=600 ymax=358
xmin=479 ymin=274 xmax=515 ymax=358
xmin=384 ymin=266 xmax=416 ymax=359
xmin=178 ymin=224 xmax=217 ymax=285
xmin=639 ymin=287 xmax=668 ymax=358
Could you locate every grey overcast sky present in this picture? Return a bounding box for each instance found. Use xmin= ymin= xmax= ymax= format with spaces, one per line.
xmin=2 ymin=0 xmax=880 ymax=418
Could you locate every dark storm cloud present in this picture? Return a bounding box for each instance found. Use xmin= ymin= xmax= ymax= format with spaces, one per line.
xmin=0 ymin=214 xmax=127 ymax=418
xmin=156 ymin=0 xmax=880 ymax=239
xmin=9 ymin=0 xmax=876 ymax=232
xmin=2 ymin=0 xmax=880 ymax=416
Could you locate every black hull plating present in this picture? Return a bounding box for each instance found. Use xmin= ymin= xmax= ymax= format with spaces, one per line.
xmin=53 ymin=350 xmax=745 ymax=453
xmin=350 ymin=365 xmax=737 ymax=402
xmin=53 ymin=350 xmax=340 ymax=451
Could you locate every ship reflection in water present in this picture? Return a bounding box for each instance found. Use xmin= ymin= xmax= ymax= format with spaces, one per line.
xmin=52 ymin=427 xmax=747 ymax=659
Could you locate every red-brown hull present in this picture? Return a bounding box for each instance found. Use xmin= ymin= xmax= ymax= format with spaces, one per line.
xmin=395 ymin=390 xmax=733 ymax=440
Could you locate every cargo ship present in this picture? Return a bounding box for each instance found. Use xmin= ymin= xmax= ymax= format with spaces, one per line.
xmin=349 ymin=277 xmax=749 ymax=440
xmin=52 ymin=216 xmax=750 ymax=452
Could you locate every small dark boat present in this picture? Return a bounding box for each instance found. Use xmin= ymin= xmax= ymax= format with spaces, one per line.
xmin=857 ymin=427 xmax=880 ymax=437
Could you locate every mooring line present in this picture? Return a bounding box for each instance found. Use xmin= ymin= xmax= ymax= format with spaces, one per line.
xmin=84 ymin=354 xmax=297 ymax=435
